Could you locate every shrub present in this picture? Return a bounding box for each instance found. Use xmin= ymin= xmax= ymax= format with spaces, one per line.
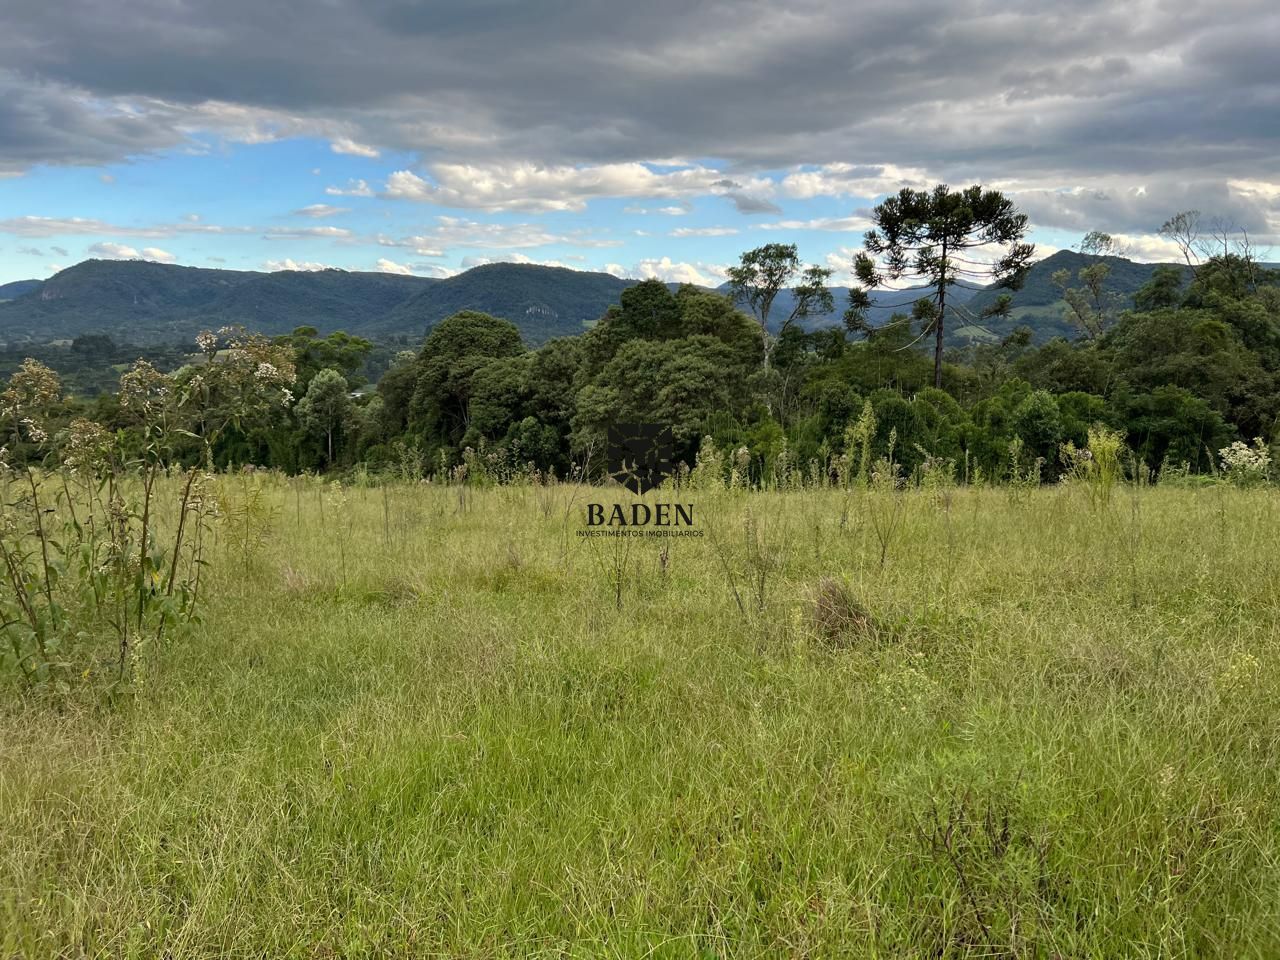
xmin=806 ymin=577 xmax=876 ymax=647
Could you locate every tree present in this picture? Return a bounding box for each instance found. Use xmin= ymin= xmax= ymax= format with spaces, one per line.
xmin=295 ymin=368 xmax=350 ymax=465
xmin=1078 ymin=231 xmax=1128 ymax=258
xmin=846 ymin=185 xmax=1035 ymax=389
xmin=409 ymin=311 xmax=525 ymax=447
xmin=726 ymin=243 xmax=833 ymax=370
xmin=1159 ymin=210 xmax=1201 ymax=272
xmin=277 ymin=327 xmax=372 ymax=390
xmin=1052 ymin=262 xmax=1119 ymax=340
xmin=1133 ymin=265 xmax=1185 ymax=311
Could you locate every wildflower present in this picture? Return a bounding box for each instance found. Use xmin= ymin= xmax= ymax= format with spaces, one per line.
xmin=119 ymin=359 xmax=174 ymax=418
xmin=1 ymin=358 xmax=61 ymax=419
xmin=1219 ymin=438 xmax=1270 ymax=483
xmin=255 ymin=361 xmax=279 ymax=382
xmin=195 ymin=330 xmax=219 ymax=356
xmin=20 ymin=417 xmax=48 ymax=444
xmin=62 ymin=418 xmax=111 ymax=477
xmin=281 ymin=387 xmax=294 ymax=404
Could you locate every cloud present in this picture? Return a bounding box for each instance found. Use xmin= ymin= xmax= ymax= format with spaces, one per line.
xmin=1 ymin=1 xmax=1278 ymax=245
xmin=384 ymin=162 xmax=775 ymax=213
xmin=87 ymin=241 xmax=175 ymax=262
xmin=670 ymin=226 xmax=739 ymax=237
xmin=624 ymin=203 xmax=691 ymax=216
xmin=411 ymin=263 xmax=457 ymax=279
xmin=375 ymin=257 xmax=413 ymax=275
xmin=0 ymin=216 xmax=171 ymax=238
xmin=375 ymin=216 xmax=622 ymax=255
xmin=262 ymin=225 xmax=352 ymax=239
xmin=325 ymin=179 xmax=374 ymax=197
xmin=722 ymin=193 xmax=782 ymax=215
xmin=781 ymin=163 xmax=931 ymax=199
xmin=18 ymin=246 xmax=43 ymax=256
xmin=460 ymin=253 xmax=578 ymax=270
xmin=264 ymin=258 xmax=335 ymax=271
xmin=330 ymin=137 xmax=380 ymax=158
xmin=293 ymin=203 xmax=349 ymax=218
xmin=607 ymin=257 xmax=726 ymax=286
xmin=753 ymin=215 xmax=872 ymax=232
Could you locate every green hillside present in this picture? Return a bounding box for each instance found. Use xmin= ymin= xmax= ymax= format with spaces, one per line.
xmin=373 ymin=263 xmax=632 ymax=341
xmin=0 ymin=251 xmax=1252 ymax=351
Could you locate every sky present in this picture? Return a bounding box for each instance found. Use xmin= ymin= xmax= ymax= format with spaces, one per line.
xmin=1 ymin=0 xmax=1278 ymax=287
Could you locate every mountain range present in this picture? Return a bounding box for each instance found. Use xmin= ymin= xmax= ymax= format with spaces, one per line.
xmin=0 ymin=251 xmax=1203 ymax=349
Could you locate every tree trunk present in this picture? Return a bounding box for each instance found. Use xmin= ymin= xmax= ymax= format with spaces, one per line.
xmin=327 ymin=428 xmax=333 ymax=465
xmin=934 ymin=238 xmax=948 ymax=389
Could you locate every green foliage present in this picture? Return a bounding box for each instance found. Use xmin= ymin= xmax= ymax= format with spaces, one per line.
xmin=294 ymin=368 xmax=351 ymax=465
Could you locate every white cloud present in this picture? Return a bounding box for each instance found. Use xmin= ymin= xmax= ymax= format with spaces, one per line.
xmin=293 ymin=203 xmax=349 ymax=218
xmin=325 ymin=178 xmax=374 ymax=197
xmin=780 ymin=163 xmax=931 ymax=199
xmin=460 ymin=253 xmax=577 ymax=270
xmin=264 ymin=258 xmax=335 ymax=271
xmin=384 ymin=162 xmax=774 ymax=213
xmin=753 ymin=215 xmax=871 ymax=232
xmin=375 ymin=216 xmax=622 ymax=255
xmin=87 ymin=241 xmax=175 ymax=262
xmin=624 ymin=203 xmax=691 ymax=216
xmin=608 ymin=257 xmax=726 ymax=286
xmin=412 ymin=263 xmax=458 ymax=279
xmin=375 ymin=257 xmax=413 ymax=275
xmin=670 ymin=226 xmax=739 ymax=237
xmin=2 ymin=216 xmax=170 ymax=238
xmin=330 ymin=137 xmax=381 ymax=158
xmin=262 ymin=225 xmax=352 ymax=239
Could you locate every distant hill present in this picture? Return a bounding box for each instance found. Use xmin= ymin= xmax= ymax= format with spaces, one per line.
xmin=955 ymin=250 xmax=1196 ymax=343
xmin=0 ymin=279 xmax=42 ymax=301
xmin=0 ymin=260 xmax=642 ymax=348
xmin=373 ymin=263 xmax=632 ymax=341
xmin=0 ymin=252 xmax=1258 ymax=350
xmin=750 ymin=281 xmax=984 ymax=332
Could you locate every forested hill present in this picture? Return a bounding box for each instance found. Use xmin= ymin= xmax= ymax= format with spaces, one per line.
xmin=0 ymin=260 xmax=635 ymax=347
xmin=0 ymin=251 xmax=1232 ymax=349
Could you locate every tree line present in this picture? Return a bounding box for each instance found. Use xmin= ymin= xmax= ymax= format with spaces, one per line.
xmin=5 ymin=186 xmax=1279 ymax=484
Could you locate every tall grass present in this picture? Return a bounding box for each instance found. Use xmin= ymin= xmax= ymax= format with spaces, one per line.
xmin=3 ymin=476 xmax=1280 ymax=957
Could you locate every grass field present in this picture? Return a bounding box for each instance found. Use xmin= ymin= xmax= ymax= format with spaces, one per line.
xmin=3 ymin=476 xmax=1280 ymax=957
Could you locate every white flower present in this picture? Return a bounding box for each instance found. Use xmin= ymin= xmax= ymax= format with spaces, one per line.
xmin=195 ymin=331 xmax=218 ymax=354
xmin=1219 ymin=438 xmax=1271 ymax=483
xmin=280 ymin=388 xmax=294 ymax=404
xmin=20 ymin=416 xmax=48 ymax=444
xmin=255 ymin=362 xmax=279 ymax=382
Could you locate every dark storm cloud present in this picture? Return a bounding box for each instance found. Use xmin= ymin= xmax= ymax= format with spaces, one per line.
xmin=1 ymin=0 xmax=1278 ymax=231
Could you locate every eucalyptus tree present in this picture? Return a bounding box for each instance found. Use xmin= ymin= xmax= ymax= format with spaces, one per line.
xmin=726 ymin=243 xmax=833 ymax=370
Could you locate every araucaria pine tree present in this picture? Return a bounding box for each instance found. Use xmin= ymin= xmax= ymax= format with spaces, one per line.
xmin=845 ymin=185 xmax=1035 ymax=388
